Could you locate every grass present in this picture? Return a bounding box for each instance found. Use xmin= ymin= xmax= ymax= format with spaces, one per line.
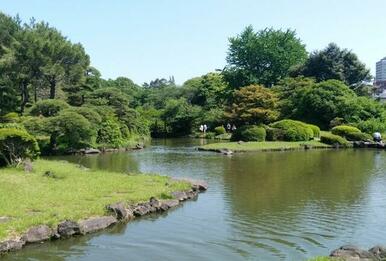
xmin=0 ymin=159 xmax=190 ymax=241
xmin=307 ymin=257 xmax=341 ymax=261
xmin=199 ymin=140 xmax=331 ymax=152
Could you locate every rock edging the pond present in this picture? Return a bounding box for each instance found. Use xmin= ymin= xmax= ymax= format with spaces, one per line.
xmin=0 ymin=179 xmax=208 ymax=255
xmin=322 ymin=245 xmax=386 ymax=260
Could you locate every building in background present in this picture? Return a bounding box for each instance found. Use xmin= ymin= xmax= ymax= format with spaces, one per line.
xmin=375 ymin=57 xmax=386 ymax=91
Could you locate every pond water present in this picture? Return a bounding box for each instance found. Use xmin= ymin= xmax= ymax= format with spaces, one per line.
xmin=4 ymin=139 xmax=386 ymax=261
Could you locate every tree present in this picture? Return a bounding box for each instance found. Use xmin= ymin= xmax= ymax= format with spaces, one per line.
xmin=298 ymin=43 xmax=371 ymax=86
xmin=182 ymin=72 xmax=229 ymax=108
xmin=223 ymin=26 xmax=307 ymax=88
xmin=227 ymin=84 xmax=279 ymax=125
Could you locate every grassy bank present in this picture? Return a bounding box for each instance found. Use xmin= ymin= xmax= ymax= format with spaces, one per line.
xmin=0 ymin=160 xmax=190 ymax=241
xmin=199 ymin=141 xmax=331 ymax=152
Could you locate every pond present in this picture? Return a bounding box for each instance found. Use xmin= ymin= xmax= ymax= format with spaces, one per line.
xmin=5 ymin=139 xmax=386 ymax=260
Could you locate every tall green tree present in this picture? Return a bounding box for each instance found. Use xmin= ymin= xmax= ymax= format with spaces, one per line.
xmin=223 ymin=26 xmax=307 ymax=88
xmin=297 ymin=43 xmax=371 ymax=86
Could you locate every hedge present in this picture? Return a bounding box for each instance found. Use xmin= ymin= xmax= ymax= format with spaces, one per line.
xmin=270 ymin=120 xmax=313 ymax=141
xmin=214 ymin=126 xmax=226 ymax=135
xmin=0 ymin=128 xmax=40 ymax=166
xmin=345 ymin=132 xmax=372 ymax=142
xmin=331 ymin=125 xmax=361 ymax=137
xmin=231 ymin=125 xmax=266 ymax=142
xmin=320 ymin=133 xmax=349 ymax=147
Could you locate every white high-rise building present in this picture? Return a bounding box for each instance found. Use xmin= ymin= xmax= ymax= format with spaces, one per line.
xmin=376 ymin=57 xmax=386 ymax=82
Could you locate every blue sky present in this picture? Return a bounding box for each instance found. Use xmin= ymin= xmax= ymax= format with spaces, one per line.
xmin=0 ymin=0 xmax=385 ymax=84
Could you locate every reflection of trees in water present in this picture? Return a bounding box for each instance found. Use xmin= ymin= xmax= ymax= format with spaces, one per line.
xmin=223 ymin=150 xmax=378 ymax=217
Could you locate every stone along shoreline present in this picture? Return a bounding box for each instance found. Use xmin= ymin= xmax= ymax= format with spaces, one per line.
xmin=0 ymin=178 xmax=208 ymax=255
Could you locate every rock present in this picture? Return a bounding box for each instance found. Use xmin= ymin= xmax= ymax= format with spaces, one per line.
xmin=149 ymin=197 xmax=162 ymax=210
xmin=135 ymin=143 xmax=144 ymax=150
xmin=171 ymin=191 xmax=188 ymax=201
xmin=0 ymin=216 xmax=11 ymax=224
xmin=22 ymin=225 xmax=54 ymax=243
xmin=186 ymin=190 xmax=199 ymax=199
xmin=133 ymin=204 xmax=151 ymax=216
xmin=189 ymin=179 xmax=209 ymax=192
xmin=107 ymin=202 xmax=134 ymax=220
xmin=369 ymin=245 xmax=386 ymax=259
xmin=23 ymin=159 xmax=33 ymax=173
xmin=84 ymin=148 xmax=101 ymax=154
xmin=57 ymin=220 xmax=80 ymax=237
xmin=0 ymin=239 xmax=25 ymax=253
xmin=330 ymin=245 xmax=377 ymax=260
xmin=160 ymin=199 xmax=180 ymax=211
xmin=220 ymin=149 xmax=233 ymax=155
xmin=79 ymin=216 xmax=117 ymax=235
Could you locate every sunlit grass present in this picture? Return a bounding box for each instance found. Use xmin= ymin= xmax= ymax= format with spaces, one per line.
xmin=199 ymin=140 xmax=331 ymax=152
xmin=0 ymin=160 xmax=190 ymax=241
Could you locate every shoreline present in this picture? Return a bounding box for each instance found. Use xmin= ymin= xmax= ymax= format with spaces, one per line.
xmin=198 ymin=141 xmax=334 ymax=153
xmin=0 ymin=160 xmax=208 ymax=255
xmin=0 ymin=179 xmax=208 ymax=255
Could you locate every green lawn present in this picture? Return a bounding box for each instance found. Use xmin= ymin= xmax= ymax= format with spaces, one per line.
xmin=199 ymin=140 xmax=331 ymax=152
xmin=0 ymin=160 xmax=190 ymax=241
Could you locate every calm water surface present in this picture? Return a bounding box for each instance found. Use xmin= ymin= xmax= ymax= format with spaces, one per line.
xmin=4 ymin=139 xmax=386 ymax=261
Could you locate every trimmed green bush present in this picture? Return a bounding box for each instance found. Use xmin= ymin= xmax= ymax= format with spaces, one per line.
xmin=270 ymin=120 xmax=313 ymax=141
xmin=97 ymin=119 xmax=123 ymax=148
xmin=265 ymin=127 xmax=285 ymax=141
xmin=331 ymin=125 xmax=361 ymax=137
xmin=0 ymin=123 xmax=26 ymax=131
xmin=29 ymin=99 xmax=70 ymax=117
xmin=320 ymin=133 xmax=349 ymax=146
xmin=0 ymin=128 xmax=40 ymax=166
xmin=345 ymin=132 xmax=372 ymax=141
xmin=231 ymin=125 xmax=266 ymax=142
xmin=1 ymin=112 xmax=20 ymax=123
xmin=214 ymin=126 xmax=226 ymax=135
xmin=307 ymin=124 xmax=320 ymax=138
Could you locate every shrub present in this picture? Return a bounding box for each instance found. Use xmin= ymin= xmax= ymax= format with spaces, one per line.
xmin=1 ymin=112 xmax=20 ymax=123
xmin=0 ymin=123 xmax=26 ymax=131
xmin=29 ymin=99 xmax=70 ymax=117
xmin=0 ymin=128 xmax=40 ymax=166
xmin=345 ymin=132 xmax=372 ymax=142
xmin=214 ymin=126 xmax=226 ymax=135
xmin=97 ymin=119 xmax=123 ymax=148
xmin=49 ymin=111 xmax=95 ymax=151
xmin=354 ymin=118 xmax=386 ymax=134
xmin=270 ymin=120 xmax=313 ymax=141
xmin=265 ymin=127 xmax=285 ymax=141
xmin=307 ymin=124 xmax=320 ymax=138
xmin=331 ymin=125 xmax=361 ymax=137
xmin=21 ymin=116 xmax=51 ymax=137
xmin=320 ymin=133 xmax=349 ymax=147
xmin=231 ymin=125 xmax=266 ymax=141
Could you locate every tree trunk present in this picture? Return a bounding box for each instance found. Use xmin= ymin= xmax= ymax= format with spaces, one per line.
xmin=49 ymin=79 xmax=56 ymax=99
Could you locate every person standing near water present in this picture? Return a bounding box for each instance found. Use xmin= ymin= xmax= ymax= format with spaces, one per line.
xmin=199 ymin=125 xmax=204 ymax=133
xmin=227 ymin=123 xmax=231 ymax=133
xmin=203 ymin=124 xmax=208 ymax=133
xmin=231 ymin=124 xmax=237 ymax=132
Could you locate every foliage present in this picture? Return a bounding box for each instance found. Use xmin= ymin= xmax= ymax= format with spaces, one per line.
xmin=0 ymin=128 xmax=39 ymax=166
xmin=214 ymin=126 xmax=226 ymax=135
xmin=320 ymin=132 xmax=349 ymax=147
xmin=29 ymin=99 xmax=70 ymax=117
xmin=160 ymin=98 xmax=200 ymax=136
xmin=354 ymin=118 xmax=386 ymax=134
xmin=345 ymin=131 xmax=372 ymax=141
xmin=49 ymin=111 xmax=94 ymax=151
xmin=227 ymin=85 xmax=279 ymax=125
xmin=270 ymin=120 xmax=313 ymax=141
xmin=296 ymin=43 xmax=371 ymax=86
xmin=307 ymin=124 xmax=321 ymax=138
xmin=224 ymin=26 xmax=307 ymax=88
xmin=231 ymin=125 xmax=266 ymax=142
xmin=96 ymin=119 xmax=123 ymax=148
xmin=265 ymin=127 xmax=285 ymax=141
xmin=331 ymin=125 xmax=361 ymax=137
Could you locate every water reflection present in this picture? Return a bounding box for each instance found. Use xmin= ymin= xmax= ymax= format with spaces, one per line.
xmin=5 ymin=140 xmax=386 ymax=260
